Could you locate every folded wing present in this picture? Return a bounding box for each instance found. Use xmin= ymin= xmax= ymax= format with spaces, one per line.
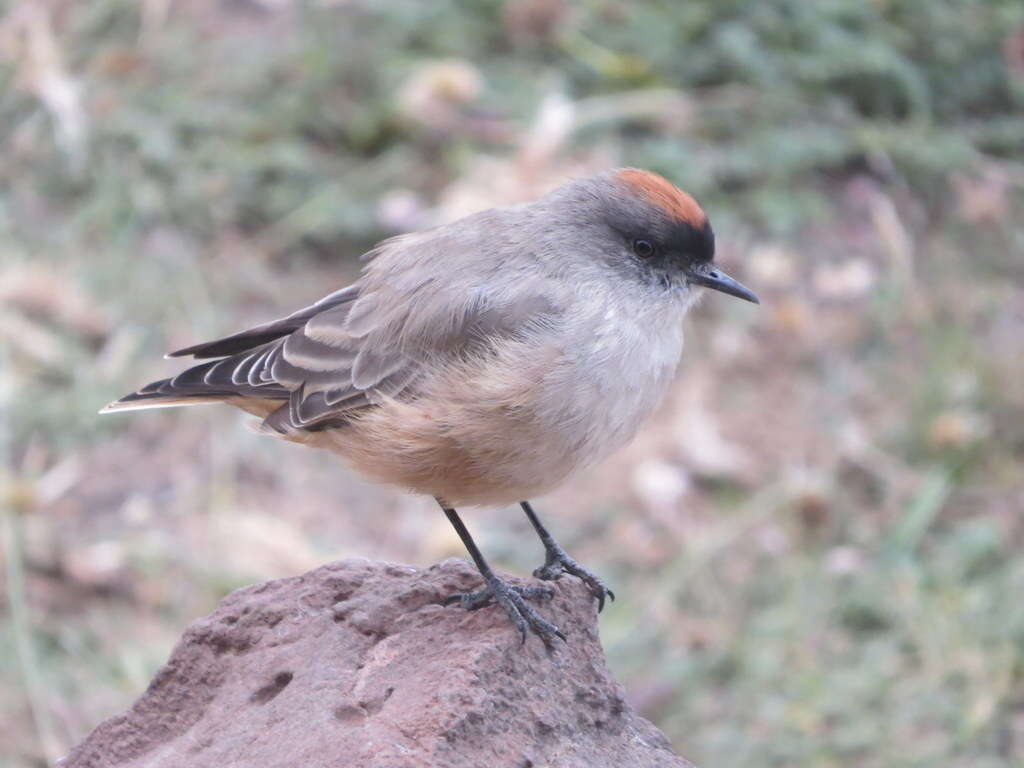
xmin=103 ymin=273 xmax=559 ymax=433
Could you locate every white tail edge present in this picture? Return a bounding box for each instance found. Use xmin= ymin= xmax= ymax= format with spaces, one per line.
xmin=98 ymin=397 xmax=224 ymax=415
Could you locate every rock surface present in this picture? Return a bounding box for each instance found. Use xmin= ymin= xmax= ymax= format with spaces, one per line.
xmin=60 ymin=558 xmax=694 ymax=768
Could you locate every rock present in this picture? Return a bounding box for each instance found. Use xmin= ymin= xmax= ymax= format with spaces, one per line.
xmin=60 ymin=558 xmax=694 ymax=768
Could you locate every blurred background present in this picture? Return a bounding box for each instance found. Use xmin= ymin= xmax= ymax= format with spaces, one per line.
xmin=1 ymin=1 xmax=1023 ymax=765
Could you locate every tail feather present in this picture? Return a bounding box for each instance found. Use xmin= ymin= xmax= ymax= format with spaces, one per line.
xmin=101 ymin=352 xmax=289 ymax=415
xmin=102 ymin=281 xmax=360 ymax=419
xmin=99 ymin=372 xmax=236 ymax=412
xmin=99 ymin=391 xmax=232 ymax=414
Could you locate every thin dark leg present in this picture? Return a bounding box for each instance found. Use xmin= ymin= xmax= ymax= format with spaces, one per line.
xmin=437 ymin=499 xmax=566 ymax=646
xmin=520 ymin=500 xmax=615 ymax=612
xmin=440 ymin=504 xmax=494 ymax=579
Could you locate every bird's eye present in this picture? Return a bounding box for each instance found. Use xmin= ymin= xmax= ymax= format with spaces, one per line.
xmin=632 ymin=239 xmax=655 ymax=258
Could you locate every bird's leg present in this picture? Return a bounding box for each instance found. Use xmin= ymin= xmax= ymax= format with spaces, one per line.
xmin=437 ymin=499 xmax=566 ymax=646
xmin=520 ymin=500 xmax=615 ymax=612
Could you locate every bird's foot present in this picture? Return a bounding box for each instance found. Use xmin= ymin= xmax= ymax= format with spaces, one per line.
xmin=534 ymin=546 xmax=615 ymax=613
xmin=443 ymin=574 xmax=566 ymax=646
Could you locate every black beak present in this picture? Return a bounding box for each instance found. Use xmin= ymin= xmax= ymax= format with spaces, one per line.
xmin=686 ymin=264 xmax=759 ymax=304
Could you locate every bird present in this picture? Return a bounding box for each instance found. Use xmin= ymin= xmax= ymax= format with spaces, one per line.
xmin=102 ymin=168 xmax=758 ymax=646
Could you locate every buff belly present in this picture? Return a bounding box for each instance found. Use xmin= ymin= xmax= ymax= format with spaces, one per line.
xmin=245 ymin=317 xmax=683 ymax=507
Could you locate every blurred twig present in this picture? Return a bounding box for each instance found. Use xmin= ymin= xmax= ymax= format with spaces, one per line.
xmin=0 ymin=2 xmax=88 ymax=169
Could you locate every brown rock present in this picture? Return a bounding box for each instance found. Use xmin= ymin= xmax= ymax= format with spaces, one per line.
xmin=60 ymin=558 xmax=694 ymax=768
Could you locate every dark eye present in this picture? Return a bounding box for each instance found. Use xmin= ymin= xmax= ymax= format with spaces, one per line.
xmin=632 ymin=239 xmax=655 ymax=258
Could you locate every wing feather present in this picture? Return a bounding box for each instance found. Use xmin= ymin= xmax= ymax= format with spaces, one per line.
xmin=168 ymin=283 xmax=359 ymax=359
xmin=106 ymin=224 xmax=563 ymax=427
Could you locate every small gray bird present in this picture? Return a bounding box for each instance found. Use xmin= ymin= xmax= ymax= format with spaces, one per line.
xmin=103 ymin=168 xmax=758 ymax=645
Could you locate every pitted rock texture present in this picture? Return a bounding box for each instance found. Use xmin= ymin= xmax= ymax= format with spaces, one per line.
xmin=60 ymin=558 xmax=694 ymax=768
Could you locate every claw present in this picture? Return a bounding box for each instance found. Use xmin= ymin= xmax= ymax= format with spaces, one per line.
xmin=443 ymin=576 xmax=564 ymax=646
xmin=534 ymin=549 xmax=614 ymax=613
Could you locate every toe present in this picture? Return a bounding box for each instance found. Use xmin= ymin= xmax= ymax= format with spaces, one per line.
xmin=587 ymin=580 xmax=613 ymax=612
xmin=510 ymin=609 xmax=528 ymax=645
xmin=541 ymin=554 xmax=614 ymax=611
xmin=532 ymin=615 xmax=567 ymax=647
xmin=441 ymin=587 xmax=494 ymax=611
xmin=443 ymin=576 xmax=564 ymax=646
xmin=515 ymin=584 xmax=554 ymax=602
xmin=503 ymin=588 xmax=565 ymax=647
xmin=532 ymin=561 xmax=564 ymax=581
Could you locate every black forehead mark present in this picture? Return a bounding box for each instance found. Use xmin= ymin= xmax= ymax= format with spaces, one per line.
xmin=670 ymin=218 xmax=715 ymax=263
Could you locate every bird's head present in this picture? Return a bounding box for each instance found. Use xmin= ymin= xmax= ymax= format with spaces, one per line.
xmin=546 ymin=168 xmax=759 ymax=305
